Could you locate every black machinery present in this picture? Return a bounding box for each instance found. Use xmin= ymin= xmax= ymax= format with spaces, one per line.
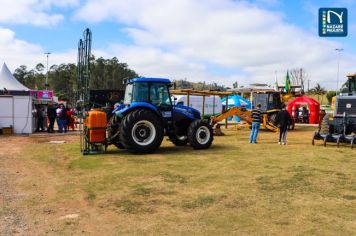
xmin=313 ymin=73 xmax=356 ymax=148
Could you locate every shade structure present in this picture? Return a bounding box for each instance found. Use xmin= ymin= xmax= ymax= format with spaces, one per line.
xmin=0 ymin=63 xmax=29 ymax=91
xmin=0 ymin=63 xmax=32 ymax=134
xmin=287 ymin=96 xmax=320 ymax=124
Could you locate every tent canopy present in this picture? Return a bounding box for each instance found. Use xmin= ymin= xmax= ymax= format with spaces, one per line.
xmin=222 ymin=95 xmax=252 ymax=108
xmin=0 ymin=63 xmax=29 ymax=91
xmin=287 ymin=96 xmax=320 ymax=124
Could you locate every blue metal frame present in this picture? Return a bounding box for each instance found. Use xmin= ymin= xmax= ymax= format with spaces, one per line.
xmin=115 ymin=102 xmax=158 ymax=117
xmin=174 ymin=105 xmax=201 ymax=120
xmin=129 ymin=77 xmax=171 ymax=84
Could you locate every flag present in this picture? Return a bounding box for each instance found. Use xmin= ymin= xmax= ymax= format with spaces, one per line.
xmin=285 ymin=70 xmax=291 ymax=93
xmin=274 ymin=71 xmax=279 ymax=91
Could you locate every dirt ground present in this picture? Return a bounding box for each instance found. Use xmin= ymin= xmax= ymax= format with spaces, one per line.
xmin=0 ymin=134 xmax=79 ymax=235
xmin=0 ymin=128 xmax=355 ymax=235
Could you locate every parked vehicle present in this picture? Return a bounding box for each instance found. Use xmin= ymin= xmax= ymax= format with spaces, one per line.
xmin=107 ymin=78 xmax=214 ymax=153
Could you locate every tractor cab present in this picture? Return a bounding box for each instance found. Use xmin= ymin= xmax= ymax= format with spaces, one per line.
xmin=123 ymin=78 xmax=173 ymax=113
xmin=253 ymin=92 xmax=282 ymax=112
xmin=344 ymin=73 xmax=356 ymax=95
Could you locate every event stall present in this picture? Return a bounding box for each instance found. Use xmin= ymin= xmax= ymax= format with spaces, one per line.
xmin=287 ymin=96 xmax=320 ymax=124
xmin=0 ymin=63 xmax=33 ymax=134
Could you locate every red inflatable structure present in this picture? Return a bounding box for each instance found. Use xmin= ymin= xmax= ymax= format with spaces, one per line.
xmin=287 ymin=96 xmax=320 ymax=124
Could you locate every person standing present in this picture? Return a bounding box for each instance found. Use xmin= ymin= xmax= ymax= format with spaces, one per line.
xmin=35 ymin=105 xmax=45 ymax=132
xmin=62 ymin=105 xmax=68 ymax=133
xmin=66 ymin=107 xmax=75 ymax=131
xmin=276 ymin=104 xmax=292 ymax=145
xmin=56 ymin=104 xmax=66 ymax=133
xmin=47 ymin=103 xmax=57 ymax=133
xmin=302 ymin=107 xmax=309 ymax=123
xmin=294 ymin=107 xmax=300 ymax=123
xmin=249 ymin=104 xmax=262 ymax=144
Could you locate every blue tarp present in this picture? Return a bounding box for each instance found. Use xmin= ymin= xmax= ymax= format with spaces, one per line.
xmin=221 ymin=95 xmax=251 ymax=122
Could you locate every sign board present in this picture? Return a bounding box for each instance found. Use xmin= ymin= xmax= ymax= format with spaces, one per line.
xmin=30 ymin=90 xmax=54 ymax=101
xmin=319 ymin=8 xmax=348 ymax=37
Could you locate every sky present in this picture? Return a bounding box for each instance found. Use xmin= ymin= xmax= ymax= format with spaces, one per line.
xmin=0 ymin=0 xmax=355 ymax=90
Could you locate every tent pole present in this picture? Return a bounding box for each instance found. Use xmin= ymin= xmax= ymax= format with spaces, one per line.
xmin=225 ymin=96 xmax=228 ymax=128
xmin=12 ymin=96 xmax=15 ymax=130
xmin=202 ymin=95 xmax=205 ymax=117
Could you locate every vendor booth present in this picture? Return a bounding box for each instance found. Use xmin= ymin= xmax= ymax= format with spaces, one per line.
xmin=287 ymin=96 xmax=320 ymax=124
xmin=0 ymin=63 xmax=33 ymax=134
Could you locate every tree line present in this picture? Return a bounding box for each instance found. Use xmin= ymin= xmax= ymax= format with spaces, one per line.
xmin=13 ymin=61 xmax=345 ymax=106
xmin=13 ymin=56 xmax=139 ymax=104
xmin=12 ymin=56 xmax=227 ymax=105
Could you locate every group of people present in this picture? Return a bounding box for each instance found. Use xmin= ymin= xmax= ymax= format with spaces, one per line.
xmin=249 ymin=103 xmax=292 ymax=145
xmin=293 ymin=107 xmax=309 ymax=124
xmin=34 ymin=103 xmax=76 ymax=133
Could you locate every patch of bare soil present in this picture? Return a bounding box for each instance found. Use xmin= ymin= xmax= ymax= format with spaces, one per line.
xmin=0 ymin=134 xmax=79 ymax=235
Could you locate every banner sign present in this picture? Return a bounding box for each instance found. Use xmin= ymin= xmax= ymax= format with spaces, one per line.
xmin=30 ymin=90 xmax=54 ymax=100
xmin=319 ymin=8 xmax=348 ymax=37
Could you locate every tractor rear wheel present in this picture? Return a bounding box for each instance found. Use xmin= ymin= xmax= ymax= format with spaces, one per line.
xmin=169 ymin=134 xmax=188 ymax=146
xmin=120 ymin=110 xmax=163 ymax=153
xmin=188 ymin=120 xmax=213 ymax=149
xmin=107 ymin=115 xmax=125 ymax=149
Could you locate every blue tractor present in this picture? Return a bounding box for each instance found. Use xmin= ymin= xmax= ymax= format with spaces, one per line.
xmin=107 ymin=78 xmax=214 ymax=153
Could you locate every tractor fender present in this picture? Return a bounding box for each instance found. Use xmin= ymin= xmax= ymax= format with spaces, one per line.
xmin=112 ymin=103 xmax=125 ymax=114
xmin=115 ymin=102 xmax=160 ymax=118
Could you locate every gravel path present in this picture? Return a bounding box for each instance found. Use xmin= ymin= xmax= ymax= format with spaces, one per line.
xmin=0 ymin=144 xmax=29 ymax=235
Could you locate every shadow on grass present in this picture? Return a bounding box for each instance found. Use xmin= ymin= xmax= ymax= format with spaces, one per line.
xmin=104 ymin=144 xmax=227 ymax=156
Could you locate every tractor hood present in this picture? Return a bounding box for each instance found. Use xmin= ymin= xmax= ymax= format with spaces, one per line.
xmin=112 ymin=103 xmax=201 ymax=120
xmin=174 ymin=104 xmax=201 ymax=120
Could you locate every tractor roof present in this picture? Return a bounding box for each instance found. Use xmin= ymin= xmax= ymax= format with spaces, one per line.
xmin=347 ymin=73 xmax=356 ymax=79
xmin=129 ymin=77 xmax=171 ymax=84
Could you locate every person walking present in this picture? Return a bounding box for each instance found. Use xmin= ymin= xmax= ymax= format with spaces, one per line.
xmin=249 ymin=104 xmax=262 ymax=144
xmin=276 ymin=104 xmax=292 ymax=145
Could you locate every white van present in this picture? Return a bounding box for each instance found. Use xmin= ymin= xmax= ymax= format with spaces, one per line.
xmin=173 ymin=95 xmax=222 ymax=116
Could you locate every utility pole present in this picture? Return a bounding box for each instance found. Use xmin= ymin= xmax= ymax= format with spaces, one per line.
xmin=307 ymin=79 xmax=310 ymax=93
xmin=44 ymin=52 xmax=51 ymax=90
xmin=335 ymin=48 xmax=344 ymax=93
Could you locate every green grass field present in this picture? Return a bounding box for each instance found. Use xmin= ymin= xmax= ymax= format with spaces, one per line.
xmin=8 ymin=126 xmax=356 ymax=235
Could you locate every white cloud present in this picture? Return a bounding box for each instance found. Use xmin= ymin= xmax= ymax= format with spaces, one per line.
xmin=0 ymin=27 xmax=75 ymax=72
xmin=74 ymin=0 xmax=356 ymax=89
xmin=0 ymin=0 xmax=79 ymax=26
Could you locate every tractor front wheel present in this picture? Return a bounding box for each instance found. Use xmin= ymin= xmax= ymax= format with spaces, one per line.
xmin=188 ymin=120 xmax=213 ymax=149
xmin=120 ymin=110 xmax=163 ymax=153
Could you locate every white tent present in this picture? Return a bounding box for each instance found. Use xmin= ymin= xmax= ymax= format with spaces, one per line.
xmin=0 ymin=63 xmax=29 ymax=91
xmin=0 ymin=63 xmax=33 ymax=134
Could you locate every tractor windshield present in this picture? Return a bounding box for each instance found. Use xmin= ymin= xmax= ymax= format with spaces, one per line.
xmin=124 ymin=82 xmax=171 ymax=107
xmin=124 ymin=83 xmax=134 ymax=105
xmin=150 ymin=83 xmax=171 ymax=107
xmin=348 ymin=77 xmax=356 ymax=93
